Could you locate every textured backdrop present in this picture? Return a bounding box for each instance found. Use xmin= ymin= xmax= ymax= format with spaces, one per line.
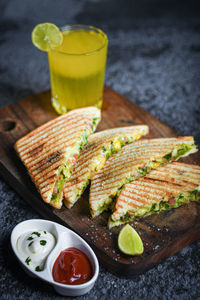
xmin=0 ymin=0 xmax=200 ymax=299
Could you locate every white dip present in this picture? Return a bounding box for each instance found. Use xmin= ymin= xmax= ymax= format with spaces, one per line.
xmin=17 ymin=230 xmax=56 ymax=271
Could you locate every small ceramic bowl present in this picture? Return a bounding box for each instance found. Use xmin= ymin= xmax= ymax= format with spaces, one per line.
xmin=10 ymin=219 xmax=99 ymax=297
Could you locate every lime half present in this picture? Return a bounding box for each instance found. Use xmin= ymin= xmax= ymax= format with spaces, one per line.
xmin=31 ymin=23 xmax=63 ymax=52
xmin=118 ymin=224 xmax=144 ymax=255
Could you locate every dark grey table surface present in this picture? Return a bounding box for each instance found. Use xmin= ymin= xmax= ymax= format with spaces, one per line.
xmin=0 ymin=0 xmax=200 ymax=299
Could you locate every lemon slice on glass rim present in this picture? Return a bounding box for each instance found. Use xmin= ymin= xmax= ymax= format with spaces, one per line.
xmin=31 ymin=23 xmax=63 ymax=52
xmin=118 ymin=224 xmax=144 ymax=255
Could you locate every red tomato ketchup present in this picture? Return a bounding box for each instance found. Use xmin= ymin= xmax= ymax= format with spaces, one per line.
xmin=52 ymin=247 xmax=93 ymax=285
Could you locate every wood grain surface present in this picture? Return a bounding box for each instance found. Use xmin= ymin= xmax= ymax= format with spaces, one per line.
xmin=0 ymin=86 xmax=200 ymax=276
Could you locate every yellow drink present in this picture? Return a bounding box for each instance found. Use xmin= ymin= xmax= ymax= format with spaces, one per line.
xmin=48 ymin=25 xmax=108 ymax=114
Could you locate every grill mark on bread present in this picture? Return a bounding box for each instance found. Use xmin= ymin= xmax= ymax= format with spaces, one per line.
xmin=39 ymin=174 xmax=57 ymax=188
xmin=33 ymin=151 xmax=63 ymax=173
xmin=15 ymin=107 xmax=98 ymax=149
xmin=18 ymin=119 xmax=90 ymax=158
xmin=19 ymin=122 xmax=87 ymax=160
xmin=27 ymin=142 xmax=73 ymax=171
xmin=28 ymin=143 xmax=45 ymax=157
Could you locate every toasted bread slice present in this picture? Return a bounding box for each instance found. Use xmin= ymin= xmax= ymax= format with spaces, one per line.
xmin=90 ymin=137 xmax=198 ymax=217
xmin=15 ymin=107 xmax=101 ymax=209
xmin=108 ymin=162 xmax=200 ymax=228
xmin=63 ymin=125 xmax=149 ymax=208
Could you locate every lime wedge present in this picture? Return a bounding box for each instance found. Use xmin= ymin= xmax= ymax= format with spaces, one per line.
xmin=118 ymin=224 xmax=144 ymax=255
xmin=31 ymin=23 xmax=63 ymax=52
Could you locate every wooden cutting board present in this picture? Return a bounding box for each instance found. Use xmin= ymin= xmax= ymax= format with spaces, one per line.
xmin=0 ymin=86 xmax=200 ymax=277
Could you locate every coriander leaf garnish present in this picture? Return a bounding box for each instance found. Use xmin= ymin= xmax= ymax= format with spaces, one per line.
xmin=35 ymin=266 xmax=42 ymax=272
xmin=27 ymin=236 xmax=34 ymax=241
xmin=44 ymin=231 xmax=47 ymax=234
xmin=31 ymin=232 xmax=41 ymax=237
xmin=25 ymin=257 xmax=31 ymax=265
xmin=28 ymin=241 xmax=34 ymax=247
xmin=40 ymin=240 xmax=47 ymax=246
xmin=163 ymin=153 xmax=171 ymax=162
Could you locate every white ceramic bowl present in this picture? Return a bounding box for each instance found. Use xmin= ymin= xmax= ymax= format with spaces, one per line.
xmin=10 ymin=219 xmax=99 ymax=296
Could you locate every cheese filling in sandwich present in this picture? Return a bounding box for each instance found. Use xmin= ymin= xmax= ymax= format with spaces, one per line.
xmin=108 ymin=162 xmax=200 ymax=228
xmin=63 ymin=125 xmax=149 ymax=208
xmin=89 ymin=137 xmax=198 ymax=217
xmin=15 ymin=107 xmax=101 ymax=209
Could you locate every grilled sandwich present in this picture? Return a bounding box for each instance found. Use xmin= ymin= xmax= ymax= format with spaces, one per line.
xmin=15 ymin=107 xmax=101 ymax=209
xmin=90 ymin=137 xmax=198 ymax=217
xmin=108 ymin=162 xmax=200 ymax=228
xmin=63 ymin=125 xmax=149 ymax=208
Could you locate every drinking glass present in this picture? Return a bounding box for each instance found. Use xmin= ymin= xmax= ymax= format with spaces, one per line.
xmin=48 ymin=25 xmax=108 ymax=114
